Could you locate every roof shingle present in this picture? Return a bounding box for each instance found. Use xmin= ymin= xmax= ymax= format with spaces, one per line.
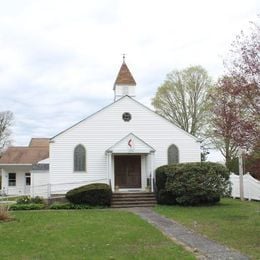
xmin=114 ymin=61 xmax=136 ymax=88
xmin=29 ymin=138 xmax=49 ymax=147
xmin=0 ymin=138 xmax=49 ymax=164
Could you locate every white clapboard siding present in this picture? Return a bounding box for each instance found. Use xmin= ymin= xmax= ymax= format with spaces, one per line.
xmin=50 ymin=96 xmax=200 ymax=187
xmin=1 ymin=167 xmax=32 ymax=196
xmin=230 ymin=173 xmax=260 ymax=201
xmin=31 ymin=171 xmax=50 ymax=198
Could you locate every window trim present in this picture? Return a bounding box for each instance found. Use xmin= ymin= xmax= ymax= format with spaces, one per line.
xmin=25 ymin=172 xmax=31 ymax=186
xmin=73 ymin=144 xmax=87 ymax=172
xmin=8 ymin=173 xmax=16 ymax=187
xmin=167 ymin=144 xmax=179 ymax=165
xmin=122 ymin=112 xmax=132 ymax=122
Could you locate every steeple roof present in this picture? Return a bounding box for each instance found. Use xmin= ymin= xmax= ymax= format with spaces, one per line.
xmin=114 ymin=61 xmax=136 ymax=89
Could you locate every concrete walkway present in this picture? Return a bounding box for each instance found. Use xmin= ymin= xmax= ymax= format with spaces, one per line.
xmin=130 ymin=207 xmax=248 ymax=260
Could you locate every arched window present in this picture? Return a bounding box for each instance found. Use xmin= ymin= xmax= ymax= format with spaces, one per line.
xmin=74 ymin=145 xmax=86 ymax=171
xmin=168 ymin=144 xmax=179 ymax=164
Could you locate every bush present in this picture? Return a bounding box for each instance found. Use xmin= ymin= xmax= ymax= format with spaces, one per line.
xmin=66 ymin=183 xmax=112 ymax=206
xmin=30 ymin=196 xmax=45 ymax=204
xmin=16 ymin=196 xmax=31 ymax=204
xmin=157 ymin=190 xmax=176 ymax=205
xmin=16 ymin=196 xmax=45 ymax=205
xmin=156 ymin=162 xmax=230 ymax=206
xmin=49 ymin=202 xmax=94 ymax=210
xmin=10 ymin=203 xmax=45 ymax=210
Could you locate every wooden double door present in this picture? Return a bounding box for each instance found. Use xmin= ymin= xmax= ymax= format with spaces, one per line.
xmin=114 ymin=155 xmax=141 ymax=188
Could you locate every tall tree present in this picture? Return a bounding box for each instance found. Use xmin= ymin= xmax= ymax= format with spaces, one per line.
xmin=245 ymin=139 xmax=260 ymax=180
xmin=228 ymin=21 xmax=260 ymax=115
xmin=226 ymin=20 xmax=260 ymax=147
xmin=208 ymin=75 xmax=258 ymax=168
xmin=208 ymin=20 xmax=260 ymax=168
xmin=0 ymin=111 xmax=13 ymax=154
xmin=152 ymin=66 xmax=212 ymax=137
xmin=208 ymin=77 xmax=242 ymax=167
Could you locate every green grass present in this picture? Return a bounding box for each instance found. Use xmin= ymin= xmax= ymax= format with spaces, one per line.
xmin=0 ymin=210 xmax=195 ymax=260
xmin=155 ymin=198 xmax=260 ymax=260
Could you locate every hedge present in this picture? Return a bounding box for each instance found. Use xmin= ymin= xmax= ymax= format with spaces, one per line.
xmin=49 ymin=202 xmax=94 ymax=210
xmin=156 ymin=162 xmax=230 ymax=206
xmin=9 ymin=203 xmax=46 ymax=210
xmin=66 ymin=183 xmax=112 ymax=206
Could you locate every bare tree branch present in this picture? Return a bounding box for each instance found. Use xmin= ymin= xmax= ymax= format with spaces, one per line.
xmin=0 ymin=111 xmax=14 ymax=154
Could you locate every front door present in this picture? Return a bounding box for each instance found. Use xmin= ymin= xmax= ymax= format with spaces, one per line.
xmin=114 ymin=155 xmax=141 ymax=188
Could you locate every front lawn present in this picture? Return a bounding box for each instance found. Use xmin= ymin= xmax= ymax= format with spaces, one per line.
xmin=0 ymin=210 xmax=195 ymax=260
xmin=155 ymin=198 xmax=260 ymax=260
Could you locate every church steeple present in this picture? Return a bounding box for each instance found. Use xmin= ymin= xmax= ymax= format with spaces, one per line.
xmin=113 ymin=56 xmax=136 ymax=101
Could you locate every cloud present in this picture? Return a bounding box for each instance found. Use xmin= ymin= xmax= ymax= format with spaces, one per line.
xmin=0 ymin=0 xmax=259 ymax=163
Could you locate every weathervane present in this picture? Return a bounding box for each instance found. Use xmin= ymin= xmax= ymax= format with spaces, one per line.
xmin=122 ymin=53 xmax=126 ymax=62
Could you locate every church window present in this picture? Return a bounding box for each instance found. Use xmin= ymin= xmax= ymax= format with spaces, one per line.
xmin=74 ymin=145 xmax=86 ymax=172
xmin=168 ymin=144 xmax=179 ymax=164
xmin=122 ymin=112 xmax=132 ymax=122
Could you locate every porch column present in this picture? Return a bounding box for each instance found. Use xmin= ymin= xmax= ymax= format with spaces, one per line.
xmin=150 ymin=151 xmax=155 ymax=192
xmin=107 ymin=151 xmax=112 ymax=189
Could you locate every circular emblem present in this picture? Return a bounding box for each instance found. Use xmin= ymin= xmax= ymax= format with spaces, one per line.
xmin=122 ymin=112 xmax=132 ymax=122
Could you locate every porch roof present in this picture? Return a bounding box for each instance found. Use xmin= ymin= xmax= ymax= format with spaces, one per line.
xmin=106 ymin=133 xmax=155 ymax=154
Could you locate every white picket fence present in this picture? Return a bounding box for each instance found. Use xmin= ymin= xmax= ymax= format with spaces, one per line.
xmin=230 ymin=173 xmax=260 ymax=201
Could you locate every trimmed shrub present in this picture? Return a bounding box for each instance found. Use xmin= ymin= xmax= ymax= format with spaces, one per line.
xmin=157 ymin=190 xmax=176 ymax=205
xmin=66 ymin=183 xmax=112 ymax=206
xmin=156 ymin=166 xmax=170 ymax=191
xmin=155 ymin=165 xmax=177 ymax=204
xmin=49 ymin=202 xmax=74 ymax=210
xmin=156 ymin=162 xmax=230 ymax=206
xmin=10 ymin=203 xmax=45 ymax=210
xmin=49 ymin=202 xmax=94 ymax=210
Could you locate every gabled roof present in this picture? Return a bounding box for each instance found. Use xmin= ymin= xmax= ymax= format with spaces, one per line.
xmin=51 ymin=95 xmax=197 ymax=141
xmin=106 ymin=133 xmax=155 ymax=153
xmin=0 ymin=138 xmax=49 ymax=165
xmin=113 ymin=61 xmax=136 ymax=89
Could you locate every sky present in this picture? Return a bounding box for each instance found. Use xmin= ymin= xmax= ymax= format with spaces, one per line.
xmin=0 ymin=0 xmax=259 ymax=162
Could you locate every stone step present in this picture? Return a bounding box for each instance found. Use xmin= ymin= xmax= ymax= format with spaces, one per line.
xmin=111 ymin=192 xmax=157 ymax=208
xmin=112 ymin=192 xmax=155 ymax=198
xmin=112 ymin=199 xmax=157 ymax=205
xmin=111 ymin=203 xmax=156 ymax=208
xmin=112 ymin=196 xmax=156 ymax=200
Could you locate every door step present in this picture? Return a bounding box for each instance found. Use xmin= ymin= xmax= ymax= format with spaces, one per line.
xmin=111 ymin=192 xmax=157 ymax=208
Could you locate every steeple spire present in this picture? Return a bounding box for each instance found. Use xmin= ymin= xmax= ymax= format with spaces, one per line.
xmin=113 ymin=57 xmax=136 ymax=101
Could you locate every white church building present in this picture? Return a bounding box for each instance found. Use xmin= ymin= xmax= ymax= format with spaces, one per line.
xmin=0 ymin=60 xmax=201 ymax=198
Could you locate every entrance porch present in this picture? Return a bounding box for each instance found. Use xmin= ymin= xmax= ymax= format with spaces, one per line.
xmin=106 ymin=133 xmax=155 ymax=192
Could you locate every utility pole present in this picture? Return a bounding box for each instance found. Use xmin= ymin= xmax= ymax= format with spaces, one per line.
xmin=238 ymin=148 xmax=244 ymax=201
